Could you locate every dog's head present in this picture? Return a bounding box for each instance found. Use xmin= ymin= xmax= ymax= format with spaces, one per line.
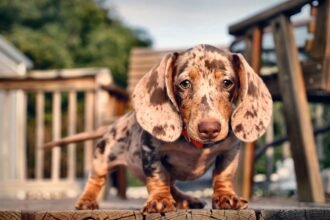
xmin=132 ymin=44 xmax=272 ymax=143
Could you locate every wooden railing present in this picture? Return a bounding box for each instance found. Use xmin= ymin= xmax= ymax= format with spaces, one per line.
xmin=229 ymin=0 xmax=329 ymax=202
xmin=0 ymin=68 xmax=127 ymax=199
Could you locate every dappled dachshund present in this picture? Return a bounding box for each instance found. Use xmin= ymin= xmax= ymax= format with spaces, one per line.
xmin=44 ymin=44 xmax=273 ymax=213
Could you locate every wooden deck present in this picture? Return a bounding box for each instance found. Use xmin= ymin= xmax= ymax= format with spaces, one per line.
xmin=1 ymin=197 xmax=330 ymax=219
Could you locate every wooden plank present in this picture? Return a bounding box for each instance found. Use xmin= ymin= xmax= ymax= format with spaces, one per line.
xmin=265 ymin=115 xmax=274 ymax=194
xmin=84 ymin=91 xmax=94 ymax=176
xmin=322 ymin=0 xmax=330 ymax=90
xmin=229 ymin=0 xmax=312 ymax=35
xmin=272 ymin=14 xmax=325 ymax=202
xmin=211 ymin=209 xmax=256 ymax=219
xmin=0 ymin=91 xmax=9 ymax=181
xmin=131 ymin=47 xmax=176 ymax=56
xmin=35 ymin=92 xmax=44 ymax=179
xmin=0 ymin=211 xmax=21 ymax=220
xmin=24 ymin=67 xmax=108 ymax=79
xmin=235 ymin=26 xmax=262 ymax=199
xmin=52 ymin=92 xmax=61 ymax=181
xmin=34 ymin=210 xmax=137 ymax=220
xmin=305 ymin=209 xmax=330 ymax=219
xmin=164 ymin=210 xmax=187 ymax=220
xmin=259 ymin=209 xmax=330 ymax=220
xmin=259 ymin=209 xmax=306 ymax=220
xmin=68 ymin=91 xmax=77 ymax=181
xmin=0 ymin=77 xmax=96 ymax=91
xmin=315 ymin=105 xmax=324 ymax=160
xmin=130 ymin=54 xmax=165 ymax=65
xmin=0 ymin=210 xmax=330 ymax=220
xmin=309 ymin=0 xmax=330 ymax=59
xmin=16 ymin=90 xmax=27 ymax=182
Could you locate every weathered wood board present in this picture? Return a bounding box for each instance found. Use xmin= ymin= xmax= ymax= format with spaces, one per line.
xmin=1 ymin=209 xmax=330 ymax=220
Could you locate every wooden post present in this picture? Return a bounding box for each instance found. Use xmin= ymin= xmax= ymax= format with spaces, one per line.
xmin=35 ymin=92 xmax=45 ymax=179
xmin=16 ymin=90 xmax=27 ymax=182
xmin=1 ymin=91 xmax=9 ymax=181
xmin=84 ymin=91 xmax=94 ymax=177
xmin=52 ymin=91 xmax=61 ymax=181
xmin=315 ymin=105 xmax=324 ymax=160
xmin=272 ymin=14 xmax=325 ymax=202
xmin=235 ymin=26 xmax=262 ymax=199
xmin=265 ymin=113 xmax=274 ymax=193
xmin=68 ymin=91 xmax=77 ymax=181
xmin=322 ymin=0 xmax=330 ymax=90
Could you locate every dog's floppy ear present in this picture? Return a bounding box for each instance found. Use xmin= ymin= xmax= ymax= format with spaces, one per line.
xmin=132 ymin=53 xmax=182 ymax=142
xmin=231 ymin=53 xmax=273 ymax=142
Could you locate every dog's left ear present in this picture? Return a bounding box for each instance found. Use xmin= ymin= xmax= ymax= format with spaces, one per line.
xmin=132 ymin=53 xmax=182 ymax=142
xmin=231 ymin=53 xmax=273 ymax=142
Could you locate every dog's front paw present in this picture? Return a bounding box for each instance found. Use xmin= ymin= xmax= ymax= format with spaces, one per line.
xmin=75 ymin=197 xmax=99 ymax=210
xmin=142 ymin=195 xmax=176 ymax=214
xmin=212 ymin=192 xmax=248 ymax=210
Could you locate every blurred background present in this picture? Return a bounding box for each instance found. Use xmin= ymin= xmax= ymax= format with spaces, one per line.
xmin=0 ymin=0 xmax=329 ymax=209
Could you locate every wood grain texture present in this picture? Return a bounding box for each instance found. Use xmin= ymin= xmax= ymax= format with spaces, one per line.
xmin=321 ymin=0 xmax=330 ymax=90
xmin=0 ymin=77 xmax=96 ymax=91
xmin=2 ymin=209 xmax=330 ymax=220
xmin=229 ymin=0 xmax=312 ymax=35
xmin=68 ymin=91 xmax=77 ymax=181
xmin=35 ymin=91 xmax=45 ymax=179
xmin=84 ymin=90 xmax=95 ymax=176
xmin=272 ymin=14 xmax=325 ymax=203
xmin=0 ymin=211 xmax=21 ymax=220
xmin=52 ymin=91 xmax=61 ymax=181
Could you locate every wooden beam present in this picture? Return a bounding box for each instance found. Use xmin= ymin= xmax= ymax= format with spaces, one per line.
xmin=0 ymin=91 xmax=9 ymax=181
xmin=229 ymin=0 xmax=313 ymax=36
xmin=16 ymin=91 xmax=27 ymax=182
xmin=84 ymin=91 xmax=94 ymax=177
xmin=35 ymin=92 xmax=45 ymax=179
xmin=68 ymin=91 xmax=77 ymax=181
xmin=272 ymin=14 xmax=325 ymax=202
xmin=52 ymin=92 xmax=61 ymax=181
xmin=322 ymin=0 xmax=330 ymax=90
xmin=10 ymin=209 xmax=330 ymax=220
xmin=0 ymin=78 xmax=96 ymax=92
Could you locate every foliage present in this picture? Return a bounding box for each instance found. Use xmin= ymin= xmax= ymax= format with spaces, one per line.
xmin=0 ymin=0 xmax=152 ymax=86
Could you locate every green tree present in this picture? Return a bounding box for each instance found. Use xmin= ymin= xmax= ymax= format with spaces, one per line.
xmin=0 ymin=0 xmax=152 ymax=86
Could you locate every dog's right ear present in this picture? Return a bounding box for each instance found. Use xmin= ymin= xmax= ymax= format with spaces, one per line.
xmin=230 ymin=53 xmax=273 ymax=143
xmin=132 ymin=53 xmax=182 ymax=142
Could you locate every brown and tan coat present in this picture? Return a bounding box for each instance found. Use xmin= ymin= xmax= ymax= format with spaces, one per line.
xmin=45 ymin=44 xmax=273 ymax=213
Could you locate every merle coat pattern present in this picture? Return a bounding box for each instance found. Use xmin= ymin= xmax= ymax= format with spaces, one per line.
xmin=74 ymin=44 xmax=273 ymax=213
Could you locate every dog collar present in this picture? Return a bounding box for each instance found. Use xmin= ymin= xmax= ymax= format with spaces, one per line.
xmin=181 ymin=129 xmax=204 ymax=149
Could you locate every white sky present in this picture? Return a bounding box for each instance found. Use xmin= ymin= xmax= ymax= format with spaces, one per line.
xmin=106 ymin=0 xmax=288 ymax=49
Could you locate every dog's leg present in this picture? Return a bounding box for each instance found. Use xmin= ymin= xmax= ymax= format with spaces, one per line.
xmin=171 ymin=185 xmax=206 ymax=209
xmin=75 ymin=138 xmax=125 ymax=209
xmin=212 ymin=144 xmax=248 ymax=210
xmin=141 ymin=135 xmax=176 ymax=213
xmin=75 ymin=160 xmax=108 ymax=210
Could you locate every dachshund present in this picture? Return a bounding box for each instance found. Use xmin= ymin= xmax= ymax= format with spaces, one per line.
xmin=44 ymin=44 xmax=273 ymax=213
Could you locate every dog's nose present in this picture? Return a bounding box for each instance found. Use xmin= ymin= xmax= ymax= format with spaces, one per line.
xmin=198 ymin=120 xmax=221 ymax=139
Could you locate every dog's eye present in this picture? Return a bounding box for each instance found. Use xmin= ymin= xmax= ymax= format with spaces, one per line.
xmin=179 ymin=80 xmax=191 ymax=89
xmin=223 ymin=79 xmax=234 ymax=89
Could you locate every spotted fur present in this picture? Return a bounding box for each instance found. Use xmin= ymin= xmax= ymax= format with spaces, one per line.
xmin=72 ymin=44 xmax=273 ymax=213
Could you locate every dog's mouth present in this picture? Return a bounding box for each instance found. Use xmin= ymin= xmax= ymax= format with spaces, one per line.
xmin=183 ymin=129 xmax=227 ymax=145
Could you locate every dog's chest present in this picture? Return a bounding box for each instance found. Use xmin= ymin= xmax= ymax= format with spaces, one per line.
xmin=158 ymin=141 xmax=219 ymax=181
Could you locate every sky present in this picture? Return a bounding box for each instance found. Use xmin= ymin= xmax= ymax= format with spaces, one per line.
xmin=105 ymin=0 xmax=289 ymax=49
